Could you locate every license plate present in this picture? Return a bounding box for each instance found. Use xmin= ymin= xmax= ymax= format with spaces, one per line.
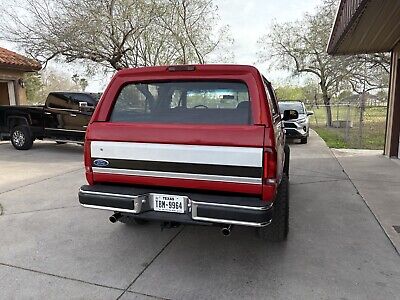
xmin=153 ymin=194 xmax=185 ymax=213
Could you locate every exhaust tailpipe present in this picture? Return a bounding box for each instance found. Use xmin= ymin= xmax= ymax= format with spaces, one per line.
xmin=109 ymin=212 xmax=122 ymax=223
xmin=221 ymin=224 xmax=233 ymax=236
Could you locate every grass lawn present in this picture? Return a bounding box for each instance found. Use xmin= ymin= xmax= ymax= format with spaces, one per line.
xmin=308 ymin=105 xmax=387 ymax=150
xmin=313 ymin=127 xmax=348 ymax=148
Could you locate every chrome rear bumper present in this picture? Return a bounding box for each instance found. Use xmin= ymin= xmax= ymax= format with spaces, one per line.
xmin=79 ymin=185 xmax=273 ymax=227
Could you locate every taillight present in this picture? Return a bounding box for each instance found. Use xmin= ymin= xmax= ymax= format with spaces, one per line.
xmin=263 ymin=148 xmax=277 ymax=183
xmin=84 ymin=140 xmax=94 ymax=185
xmin=262 ymin=148 xmax=277 ymax=202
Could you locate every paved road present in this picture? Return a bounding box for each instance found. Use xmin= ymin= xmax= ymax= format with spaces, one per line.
xmin=0 ymin=134 xmax=399 ymax=299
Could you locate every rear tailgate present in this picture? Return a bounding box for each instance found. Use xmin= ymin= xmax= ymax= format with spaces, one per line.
xmin=87 ymin=123 xmax=265 ymax=195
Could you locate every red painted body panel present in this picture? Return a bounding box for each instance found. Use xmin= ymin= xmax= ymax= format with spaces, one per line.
xmin=86 ymin=123 xmax=268 ymax=147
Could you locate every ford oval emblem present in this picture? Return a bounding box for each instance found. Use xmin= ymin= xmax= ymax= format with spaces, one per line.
xmin=93 ymin=159 xmax=109 ymax=167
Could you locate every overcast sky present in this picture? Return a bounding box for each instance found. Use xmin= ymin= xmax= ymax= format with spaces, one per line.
xmin=214 ymin=0 xmax=320 ymax=88
xmin=0 ymin=0 xmax=321 ymax=92
xmin=215 ymin=0 xmax=319 ymax=65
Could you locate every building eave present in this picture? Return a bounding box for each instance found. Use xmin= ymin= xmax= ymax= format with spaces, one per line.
xmin=327 ymin=0 xmax=370 ymax=55
xmin=328 ymin=0 xmax=400 ymax=55
xmin=0 ymin=62 xmax=41 ymax=72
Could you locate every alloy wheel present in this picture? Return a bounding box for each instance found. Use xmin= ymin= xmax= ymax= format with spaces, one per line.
xmin=12 ymin=130 xmax=25 ymax=147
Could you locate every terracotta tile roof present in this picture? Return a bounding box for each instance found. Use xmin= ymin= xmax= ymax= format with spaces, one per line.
xmin=0 ymin=47 xmax=41 ymax=71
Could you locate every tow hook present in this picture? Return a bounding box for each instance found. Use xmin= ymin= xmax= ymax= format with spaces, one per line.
xmin=109 ymin=212 xmax=122 ymax=223
xmin=221 ymin=224 xmax=233 ymax=236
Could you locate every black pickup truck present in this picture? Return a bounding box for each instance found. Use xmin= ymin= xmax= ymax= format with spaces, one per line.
xmin=0 ymin=92 xmax=100 ymax=150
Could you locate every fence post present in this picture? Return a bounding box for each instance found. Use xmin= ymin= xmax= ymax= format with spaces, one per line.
xmin=358 ymin=93 xmax=366 ymax=148
xmin=313 ymin=104 xmax=319 ymax=127
xmin=345 ymin=104 xmax=350 ymax=143
xmin=336 ymin=104 xmax=339 ymax=122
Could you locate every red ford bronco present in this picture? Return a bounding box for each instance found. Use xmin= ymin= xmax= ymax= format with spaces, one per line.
xmin=78 ymin=65 xmax=297 ymax=241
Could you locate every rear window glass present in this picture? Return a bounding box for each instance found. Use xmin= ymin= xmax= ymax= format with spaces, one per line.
xmin=109 ymin=81 xmax=251 ymax=125
xmin=278 ymin=102 xmax=305 ymax=114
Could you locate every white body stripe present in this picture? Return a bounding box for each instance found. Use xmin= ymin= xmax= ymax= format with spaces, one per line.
xmin=91 ymin=141 xmax=263 ymax=167
xmin=92 ymin=167 xmax=261 ymax=185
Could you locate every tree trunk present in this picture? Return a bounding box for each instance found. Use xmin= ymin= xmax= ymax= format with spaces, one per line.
xmin=321 ymin=86 xmax=332 ymax=127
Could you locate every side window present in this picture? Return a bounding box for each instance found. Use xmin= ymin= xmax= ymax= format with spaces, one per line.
xmin=263 ymin=78 xmax=280 ymax=121
xmin=47 ymin=94 xmax=75 ymax=110
xmin=270 ymin=88 xmax=280 ymax=114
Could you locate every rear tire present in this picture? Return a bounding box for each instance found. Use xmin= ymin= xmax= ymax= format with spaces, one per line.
xmin=300 ymin=137 xmax=308 ymax=144
xmin=283 ymin=144 xmax=290 ymax=178
xmin=11 ymin=126 xmax=34 ymax=150
xmin=118 ymin=215 xmax=148 ymax=225
xmin=257 ymin=174 xmax=289 ymax=242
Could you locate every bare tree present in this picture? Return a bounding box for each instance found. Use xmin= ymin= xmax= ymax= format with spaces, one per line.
xmin=129 ymin=0 xmax=232 ymax=66
xmin=1 ymin=0 xmax=233 ymax=70
xmin=25 ymin=67 xmax=81 ymax=104
xmin=347 ymin=55 xmax=390 ymax=95
xmin=257 ymin=0 xmax=389 ymax=126
xmin=79 ymin=78 xmax=89 ymax=91
xmin=156 ymin=0 xmax=232 ymax=64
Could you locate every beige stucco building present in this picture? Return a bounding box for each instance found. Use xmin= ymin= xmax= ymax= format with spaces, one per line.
xmin=0 ymin=47 xmax=41 ymax=106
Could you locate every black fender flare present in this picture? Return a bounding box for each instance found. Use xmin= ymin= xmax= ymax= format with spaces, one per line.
xmin=7 ymin=116 xmax=32 ymax=137
xmin=7 ymin=115 xmax=30 ymax=129
xmin=283 ymin=144 xmax=290 ymax=176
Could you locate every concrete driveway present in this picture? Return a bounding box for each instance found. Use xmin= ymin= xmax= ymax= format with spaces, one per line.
xmin=0 ymin=134 xmax=399 ymax=300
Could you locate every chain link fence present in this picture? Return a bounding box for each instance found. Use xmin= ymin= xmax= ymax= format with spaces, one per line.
xmin=307 ymin=104 xmax=387 ymax=150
